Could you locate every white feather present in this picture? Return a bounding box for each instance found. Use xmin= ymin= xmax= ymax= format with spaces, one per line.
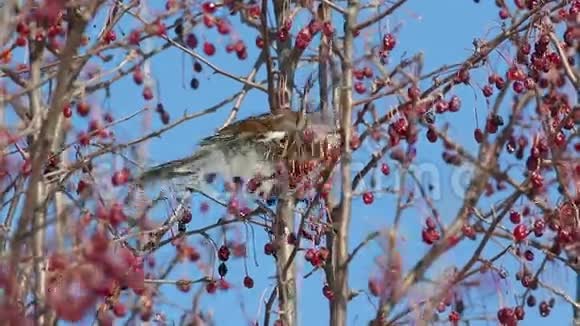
xmin=258 ymin=131 xmax=286 ymax=142
xmin=160 ymin=143 xmax=276 ymax=198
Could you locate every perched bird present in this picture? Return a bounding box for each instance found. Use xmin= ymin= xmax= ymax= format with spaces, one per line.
xmin=137 ymin=110 xmax=341 ymax=200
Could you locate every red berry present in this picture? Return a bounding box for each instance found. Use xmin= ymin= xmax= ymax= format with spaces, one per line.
xmin=128 ymin=29 xmax=141 ymax=45
xmin=77 ymin=132 xmax=90 ymax=146
xmin=495 ymin=77 xmax=506 ymax=90
xmin=514 ymin=306 xmax=525 ymax=320
xmin=434 ymin=100 xmax=448 ymax=114
xmin=76 ymin=180 xmax=89 ymax=194
xmin=539 ymin=301 xmax=550 ymax=317
xmin=76 ymin=102 xmax=91 ymax=117
xmin=111 ymin=168 xmax=130 ymax=186
xmin=322 ymin=284 xmax=334 ymax=300
xmin=349 ymin=134 xmax=361 ymax=150
xmin=513 ymin=224 xmax=528 ymax=242
xmin=322 ymin=22 xmax=334 ymax=37
xmin=317 ymin=247 xmax=329 ymax=262
xmin=474 ymin=128 xmax=484 ymax=143
xmin=205 ymin=281 xmax=217 ymax=294
xmin=15 ymin=36 xmax=26 ymax=47
xmin=426 ymin=128 xmax=438 ymax=143
xmin=524 ymin=249 xmax=534 ymax=261
xmin=308 ymin=20 xmax=322 ymax=34
xmin=203 ymin=42 xmax=216 ymax=56
xmin=133 ymin=69 xmax=144 ymax=85
xmin=217 ymin=279 xmax=230 ymax=290
xmin=112 ymin=303 xmax=126 ymax=317
xmin=217 ymin=19 xmax=231 ymax=35
xmin=277 ymin=29 xmax=289 ymax=42
xmin=295 ymin=28 xmax=312 ymax=49
xmin=186 ymin=33 xmax=198 ymax=48
xmin=362 ymin=67 xmax=373 ymax=78
xmin=448 ymin=310 xmax=460 ymax=323
xmin=407 ymin=86 xmax=420 ymax=100
xmin=354 ymin=82 xmax=366 ymax=94
xmin=482 ymin=85 xmax=493 ymax=97
xmin=286 ymin=233 xmax=297 ymax=245
xmin=499 ymin=8 xmax=510 ymax=19
xmin=103 ymin=30 xmax=116 ymax=44
xmin=202 ymin=2 xmax=217 ymax=14
xmin=103 ymin=113 xmax=114 ymax=123
xmin=533 ymin=219 xmax=545 ymax=237
xmin=454 ymin=68 xmax=470 ymax=84
xmin=448 ymin=95 xmax=461 ymax=112
xmin=462 ymin=224 xmax=476 ymax=240
xmin=180 ymin=210 xmax=192 ymax=224
xmin=362 ymin=192 xmax=374 ymax=205
xmin=264 ymin=242 xmax=274 ymax=255
xmin=382 ymin=33 xmax=396 ymax=51
xmin=255 ymin=36 xmax=264 ymax=48
xmin=485 ymin=119 xmax=498 ymax=134
xmin=422 ymin=228 xmax=440 ymax=245
xmin=553 ymin=131 xmax=566 ymax=148
xmin=218 ymin=245 xmax=230 ymax=261
xmin=50 ymin=27 xmax=66 ymax=39
xmin=152 ymin=20 xmax=166 ymax=36
xmin=519 ymin=42 xmax=531 ymax=55
xmin=243 ymin=276 xmax=254 ymax=289
xmin=497 ymin=307 xmax=516 ymax=324
xmin=143 ymin=87 xmax=154 ymax=100
xmin=16 ymin=22 xmax=29 ymax=35
xmin=557 ymin=229 xmax=572 ymax=244
xmin=353 ymin=69 xmax=365 ymax=80
xmin=235 ymin=46 xmax=247 ymax=60
xmin=507 ymin=66 xmax=525 ymax=81
xmin=200 ymin=202 xmax=210 ymax=214
xmin=425 ymin=217 xmax=437 ymax=230
xmin=512 ymin=81 xmax=524 ymax=93
xmin=34 ymin=32 xmax=45 ymax=43
xmin=62 ymin=103 xmax=72 ymax=118
xmin=247 ymin=4 xmax=260 ymax=18
xmin=509 ymin=211 xmax=521 ymax=224
xmin=381 ymin=163 xmax=390 ymax=176
xmin=530 ymin=171 xmax=544 ymax=188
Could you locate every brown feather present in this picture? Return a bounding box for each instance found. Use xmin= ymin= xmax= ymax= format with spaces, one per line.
xmin=217 ymin=111 xmax=301 ymax=135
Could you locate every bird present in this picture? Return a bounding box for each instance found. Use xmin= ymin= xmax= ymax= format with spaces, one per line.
xmin=136 ymin=109 xmax=342 ymax=201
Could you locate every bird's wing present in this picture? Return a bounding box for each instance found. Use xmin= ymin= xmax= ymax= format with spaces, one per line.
xmin=200 ymin=111 xmax=299 ymax=146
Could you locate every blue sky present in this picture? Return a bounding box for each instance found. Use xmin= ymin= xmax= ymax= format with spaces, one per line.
xmin=50 ymin=1 xmax=576 ymax=325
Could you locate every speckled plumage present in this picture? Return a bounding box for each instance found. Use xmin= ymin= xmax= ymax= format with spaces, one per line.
xmin=137 ymin=110 xmax=340 ymax=198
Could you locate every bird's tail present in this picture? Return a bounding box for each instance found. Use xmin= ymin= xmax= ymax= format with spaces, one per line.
xmin=136 ymin=149 xmax=210 ymax=187
xmin=134 ymin=148 xmax=230 ymax=201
